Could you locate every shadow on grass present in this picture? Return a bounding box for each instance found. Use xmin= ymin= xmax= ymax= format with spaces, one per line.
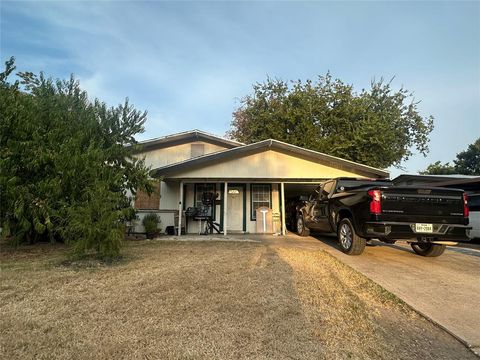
xmin=57 ymin=254 xmax=131 ymax=269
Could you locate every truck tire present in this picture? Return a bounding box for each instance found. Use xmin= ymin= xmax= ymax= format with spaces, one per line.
xmin=411 ymin=242 xmax=446 ymax=257
xmin=338 ymin=218 xmax=366 ymax=255
xmin=296 ymin=215 xmax=310 ymax=237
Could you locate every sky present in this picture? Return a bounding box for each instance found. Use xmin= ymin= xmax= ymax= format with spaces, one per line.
xmin=1 ymin=0 xmax=479 ymax=177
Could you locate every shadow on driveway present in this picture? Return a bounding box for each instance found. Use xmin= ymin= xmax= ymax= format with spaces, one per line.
xmin=308 ymin=232 xmax=480 ymax=257
xmin=308 ymin=232 xmax=417 ymax=255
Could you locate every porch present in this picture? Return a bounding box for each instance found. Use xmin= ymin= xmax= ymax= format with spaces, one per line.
xmin=173 ymin=180 xmax=319 ymax=236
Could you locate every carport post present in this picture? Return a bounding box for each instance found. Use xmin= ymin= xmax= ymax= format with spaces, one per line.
xmin=223 ymin=182 xmax=228 ymax=236
xmin=177 ymin=181 xmax=183 ymax=236
xmin=281 ymin=182 xmax=286 ymax=236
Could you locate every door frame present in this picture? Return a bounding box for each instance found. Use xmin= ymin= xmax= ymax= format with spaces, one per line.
xmin=315 ymin=180 xmax=335 ymax=231
xmin=221 ymin=183 xmax=246 ymax=232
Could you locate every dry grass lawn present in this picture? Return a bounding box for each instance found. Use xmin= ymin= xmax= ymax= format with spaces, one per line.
xmin=0 ymin=240 xmax=475 ymax=360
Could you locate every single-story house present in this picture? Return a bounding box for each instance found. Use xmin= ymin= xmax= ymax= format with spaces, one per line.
xmin=132 ymin=129 xmax=389 ymax=235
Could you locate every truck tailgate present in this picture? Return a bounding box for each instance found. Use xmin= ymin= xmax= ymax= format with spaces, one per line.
xmin=380 ymin=187 xmax=466 ymax=224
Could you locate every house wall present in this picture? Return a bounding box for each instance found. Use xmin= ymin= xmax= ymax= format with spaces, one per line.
xmin=134 ymin=182 xmax=161 ymax=209
xmin=166 ymin=149 xmax=365 ymax=179
xmin=132 ymin=141 xmax=231 ymax=233
xmin=135 ymin=210 xmax=175 ymax=234
xmin=137 ymin=141 xmax=229 ymax=169
xmin=155 ymin=147 xmax=371 ymax=234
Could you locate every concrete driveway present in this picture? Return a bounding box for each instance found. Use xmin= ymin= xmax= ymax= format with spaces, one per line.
xmin=262 ymin=233 xmax=480 ymax=355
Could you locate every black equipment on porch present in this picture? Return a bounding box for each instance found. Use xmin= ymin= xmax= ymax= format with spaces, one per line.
xmin=185 ymin=192 xmax=221 ymax=235
xmin=185 ymin=207 xmax=198 ymax=217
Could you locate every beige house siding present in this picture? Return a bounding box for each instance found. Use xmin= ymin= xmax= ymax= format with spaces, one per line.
xmin=163 ymin=149 xmax=367 ymax=180
xmin=151 ymin=146 xmax=370 ymax=234
xmin=137 ymin=141 xmax=230 ymax=169
xmin=159 ymin=181 xmax=180 ymax=210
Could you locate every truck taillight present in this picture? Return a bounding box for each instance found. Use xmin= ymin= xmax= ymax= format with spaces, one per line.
xmin=463 ymin=193 xmax=469 ymax=217
xmin=368 ymin=190 xmax=382 ymax=215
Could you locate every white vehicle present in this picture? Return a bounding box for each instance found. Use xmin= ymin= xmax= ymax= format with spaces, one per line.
xmin=468 ymin=194 xmax=480 ymax=239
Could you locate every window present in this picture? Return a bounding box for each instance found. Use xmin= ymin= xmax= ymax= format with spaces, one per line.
xmin=195 ymin=184 xmax=216 ymax=207
xmin=321 ymin=181 xmax=335 ymax=198
xmin=191 ymin=143 xmax=205 ymax=158
xmin=134 ymin=182 xmax=160 ymax=210
xmin=469 ymin=194 xmax=480 ymax=211
xmin=251 ymin=184 xmax=271 ymax=220
xmin=309 ymin=186 xmax=321 ymax=201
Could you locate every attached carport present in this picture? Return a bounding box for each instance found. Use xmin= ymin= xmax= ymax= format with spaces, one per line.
xmin=282 ymin=182 xmax=323 ymax=232
xmin=283 ymin=182 xmax=321 ymax=199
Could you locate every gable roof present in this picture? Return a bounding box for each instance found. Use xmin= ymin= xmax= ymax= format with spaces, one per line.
xmin=151 ymin=138 xmax=389 ymax=179
xmin=135 ymin=129 xmax=243 ymax=152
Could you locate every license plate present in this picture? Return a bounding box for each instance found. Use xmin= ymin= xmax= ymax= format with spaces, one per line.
xmin=415 ymin=223 xmax=433 ymax=233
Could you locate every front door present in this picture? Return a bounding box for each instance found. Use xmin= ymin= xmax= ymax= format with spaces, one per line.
xmin=227 ymin=185 xmax=244 ymax=232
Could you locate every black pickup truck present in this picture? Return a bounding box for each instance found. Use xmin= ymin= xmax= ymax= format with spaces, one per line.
xmin=295 ymin=178 xmax=471 ymax=257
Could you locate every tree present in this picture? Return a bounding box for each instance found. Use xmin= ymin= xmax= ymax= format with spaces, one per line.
xmin=454 ymin=138 xmax=480 ymax=175
xmin=420 ymin=161 xmax=456 ymax=175
xmin=228 ymin=74 xmax=434 ymax=169
xmin=421 ymin=138 xmax=480 ymax=175
xmin=0 ymin=57 xmax=153 ymax=258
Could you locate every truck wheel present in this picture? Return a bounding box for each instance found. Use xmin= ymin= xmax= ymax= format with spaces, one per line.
xmin=411 ymin=242 xmax=446 ymax=257
xmin=296 ymin=215 xmax=310 ymax=237
xmin=338 ymin=218 xmax=366 ymax=255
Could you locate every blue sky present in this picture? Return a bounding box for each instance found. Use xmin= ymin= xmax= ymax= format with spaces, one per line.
xmin=1 ymin=0 xmax=479 ymax=177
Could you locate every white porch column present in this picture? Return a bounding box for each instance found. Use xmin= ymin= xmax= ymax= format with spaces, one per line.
xmin=178 ymin=181 xmax=183 ymax=236
xmin=281 ymin=182 xmax=286 ymax=236
xmin=223 ymin=182 xmax=228 ymax=236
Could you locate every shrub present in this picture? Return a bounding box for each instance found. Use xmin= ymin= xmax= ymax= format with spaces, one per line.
xmin=142 ymin=213 xmax=160 ymax=239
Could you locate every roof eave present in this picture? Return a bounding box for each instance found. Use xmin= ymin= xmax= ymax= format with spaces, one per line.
xmin=134 ymin=130 xmax=243 ymax=153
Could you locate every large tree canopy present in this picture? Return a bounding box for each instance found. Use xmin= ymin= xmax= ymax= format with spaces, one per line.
xmin=0 ymin=57 xmax=153 ymax=257
xmin=421 ymin=138 xmax=480 ymax=175
xmin=228 ymin=74 xmax=434 ymax=169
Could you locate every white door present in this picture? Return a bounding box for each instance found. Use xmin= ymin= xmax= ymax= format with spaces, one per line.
xmin=227 ymin=186 xmax=244 ymax=232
